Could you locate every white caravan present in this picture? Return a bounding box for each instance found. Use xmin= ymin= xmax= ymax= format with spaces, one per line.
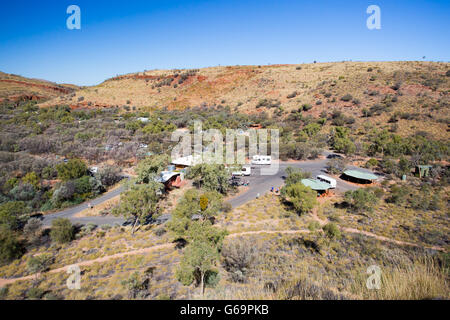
xmin=251 ymin=155 xmax=272 ymax=165
xmin=232 ymin=166 xmax=251 ymax=176
xmin=316 ymin=175 xmax=337 ymax=189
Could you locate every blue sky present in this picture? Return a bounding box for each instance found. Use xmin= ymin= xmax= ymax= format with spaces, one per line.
xmin=0 ymin=0 xmax=449 ymax=86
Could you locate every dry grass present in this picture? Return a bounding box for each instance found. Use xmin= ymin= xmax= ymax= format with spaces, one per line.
xmin=351 ymin=257 xmax=449 ymax=300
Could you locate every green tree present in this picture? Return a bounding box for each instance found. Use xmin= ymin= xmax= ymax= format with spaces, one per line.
xmin=0 ymin=226 xmax=24 ymax=264
xmin=136 ymin=154 xmax=170 ymax=184
xmin=50 ymin=218 xmax=74 ymax=244
xmin=113 ymin=181 xmax=164 ymax=233
xmin=397 ymin=157 xmax=411 ymax=177
xmin=284 ymin=167 xmax=311 ymax=186
xmin=0 ymin=201 xmax=28 ymax=231
xmin=302 ymin=123 xmax=321 ymax=137
xmin=167 ymin=189 xmax=224 ymax=242
xmin=333 ymin=137 xmax=356 ymax=155
xmin=176 ymin=239 xmax=219 ymax=296
xmin=56 ymin=159 xmax=87 ymax=181
xmin=188 ymin=164 xmax=230 ymax=194
xmin=281 ymin=183 xmax=318 ymax=215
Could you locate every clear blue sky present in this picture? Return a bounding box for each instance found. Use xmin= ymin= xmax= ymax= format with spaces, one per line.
xmin=0 ymin=0 xmax=449 ymax=86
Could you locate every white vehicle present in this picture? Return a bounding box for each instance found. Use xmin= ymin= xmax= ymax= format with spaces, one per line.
xmin=232 ymin=166 xmax=251 ymax=176
xmin=251 ymin=155 xmax=272 ymax=165
xmin=317 ymin=175 xmax=337 ymax=189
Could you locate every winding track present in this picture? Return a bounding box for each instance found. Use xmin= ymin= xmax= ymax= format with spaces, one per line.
xmin=0 ymin=227 xmax=444 ymax=287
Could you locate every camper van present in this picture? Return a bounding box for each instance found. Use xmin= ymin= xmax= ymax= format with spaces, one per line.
xmin=316 ymin=175 xmax=336 ymax=189
xmin=251 ymin=155 xmax=272 ymax=165
xmin=232 ymin=166 xmax=251 ymax=176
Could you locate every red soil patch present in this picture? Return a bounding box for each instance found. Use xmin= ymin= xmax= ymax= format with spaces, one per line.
xmin=0 ymin=79 xmax=73 ymax=94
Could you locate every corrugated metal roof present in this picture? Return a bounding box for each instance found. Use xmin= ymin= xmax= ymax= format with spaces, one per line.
xmin=417 ymin=165 xmax=432 ymax=169
xmin=156 ymin=171 xmax=180 ymax=183
xmin=343 ymin=170 xmax=378 ymax=180
xmin=301 ymin=178 xmax=331 ymax=191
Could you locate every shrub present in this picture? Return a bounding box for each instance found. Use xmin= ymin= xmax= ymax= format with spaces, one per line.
xmin=391 ymin=82 xmax=402 ymax=91
xmin=344 ymin=189 xmax=378 ymax=214
xmin=302 ymin=104 xmax=312 ymax=111
xmin=50 ymin=218 xmax=74 ymax=244
xmin=385 ymin=184 xmax=410 ymax=206
xmin=340 ymin=94 xmax=353 ymax=102
xmin=121 ymin=270 xmax=153 ymax=299
xmin=27 ymin=253 xmax=53 ymax=274
xmin=80 ymin=223 xmax=96 ymax=235
xmin=27 ymin=287 xmax=45 ymax=300
xmin=96 ymin=165 xmax=122 ymax=187
xmin=333 ymin=137 xmax=356 ymax=155
xmin=22 ymin=172 xmax=40 ymax=189
xmin=51 ymin=181 xmax=76 ymax=204
xmin=322 ymin=223 xmax=341 ymax=239
xmin=23 ymin=217 xmax=43 ymax=241
xmin=308 ymin=221 xmax=321 ymax=231
xmin=326 ymin=158 xmax=348 ymax=175
xmin=365 ymin=158 xmax=379 ymax=168
xmin=9 ymin=183 xmax=36 ymax=201
xmin=221 ymin=238 xmax=258 ymax=283
xmin=154 ymin=227 xmax=167 ymax=237
xmin=284 ymin=167 xmax=311 ymax=186
xmin=0 ymin=286 xmax=8 ymax=299
xmin=221 ymin=202 xmax=232 ymax=213
xmin=287 ymin=91 xmax=298 ymax=99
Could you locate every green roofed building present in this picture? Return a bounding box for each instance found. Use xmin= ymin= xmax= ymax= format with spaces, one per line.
xmin=301 ymin=178 xmax=331 ymax=195
xmin=342 ymin=170 xmax=378 ymax=184
xmin=415 ymin=165 xmax=432 ymax=178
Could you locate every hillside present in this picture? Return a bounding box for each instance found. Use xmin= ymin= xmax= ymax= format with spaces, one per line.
xmin=38 ymin=61 xmax=450 ymax=140
xmin=0 ymin=61 xmax=448 ymax=301
xmin=0 ymin=72 xmax=78 ymax=103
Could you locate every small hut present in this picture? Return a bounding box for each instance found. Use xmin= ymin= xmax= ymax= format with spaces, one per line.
xmin=415 ymin=165 xmax=432 ymax=178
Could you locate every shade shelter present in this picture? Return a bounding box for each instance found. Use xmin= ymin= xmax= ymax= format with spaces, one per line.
xmin=301 ymin=178 xmax=332 ymax=196
xmin=341 ymin=170 xmax=378 ymax=184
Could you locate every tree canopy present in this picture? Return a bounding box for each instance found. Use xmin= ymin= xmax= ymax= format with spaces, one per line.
xmin=188 ymin=164 xmax=231 ymax=194
xmin=113 ymin=181 xmax=164 ymax=233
